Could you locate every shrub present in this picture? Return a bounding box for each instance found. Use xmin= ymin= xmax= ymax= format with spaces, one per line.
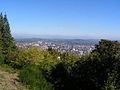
xmin=19 ymin=65 xmax=53 ymax=90
xmin=7 ymin=49 xmax=29 ymax=69
xmin=26 ymin=47 xmax=45 ymax=65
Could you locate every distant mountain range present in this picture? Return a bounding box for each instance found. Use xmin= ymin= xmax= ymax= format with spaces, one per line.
xmin=12 ymin=33 xmax=120 ymax=42
xmin=12 ymin=33 xmax=101 ymax=40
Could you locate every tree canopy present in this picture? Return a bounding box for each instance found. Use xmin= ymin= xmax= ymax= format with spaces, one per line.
xmin=0 ymin=13 xmax=16 ymax=63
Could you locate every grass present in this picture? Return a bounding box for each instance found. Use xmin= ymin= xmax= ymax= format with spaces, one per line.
xmin=0 ymin=66 xmax=28 ymax=90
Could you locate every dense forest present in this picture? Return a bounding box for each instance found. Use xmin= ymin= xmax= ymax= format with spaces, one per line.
xmin=0 ymin=13 xmax=120 ymax=90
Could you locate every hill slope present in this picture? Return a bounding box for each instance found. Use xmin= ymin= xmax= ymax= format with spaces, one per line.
xmin=0 ymin=67 xmax=27 ymax=90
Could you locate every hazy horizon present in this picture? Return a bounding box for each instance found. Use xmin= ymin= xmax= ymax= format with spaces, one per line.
xmin=12 ymin=33 xmax=120 ymax=40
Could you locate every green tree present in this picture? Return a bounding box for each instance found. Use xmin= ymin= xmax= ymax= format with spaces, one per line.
xmin=93 ymin=39 xmax=120 ymax=59
xmin=0 ymin=13 xmax=4 ymax=62
xmin=1 ymin=14 xmax=16 ymax=56
xmin=0 ymin=13 xmax=17 ymax=63
xmin=48 ymin=40 xmax=120 ymax=90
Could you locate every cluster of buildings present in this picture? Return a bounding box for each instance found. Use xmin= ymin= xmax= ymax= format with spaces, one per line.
xmin=16 ymin=39 xmax=95 ymax=56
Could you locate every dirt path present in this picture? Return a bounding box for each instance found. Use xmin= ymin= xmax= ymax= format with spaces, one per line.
xmin=0 ymin=69 xmax=27 ymax=90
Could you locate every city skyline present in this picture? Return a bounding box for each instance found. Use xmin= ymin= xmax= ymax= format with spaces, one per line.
xmin=0 ymin=0 xmax=120 ymax=39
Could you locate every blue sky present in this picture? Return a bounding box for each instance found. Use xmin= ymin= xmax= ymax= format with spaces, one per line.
xmin=0 ymin=0 xmax=120 ymax=39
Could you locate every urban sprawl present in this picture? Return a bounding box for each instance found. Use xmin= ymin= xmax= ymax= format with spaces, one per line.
xmin=16 ymin=39 xmax=97 ymax=56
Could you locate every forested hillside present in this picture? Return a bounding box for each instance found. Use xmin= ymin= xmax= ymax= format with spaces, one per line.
xmin=0 ymin=14 xmax=120 ymax=90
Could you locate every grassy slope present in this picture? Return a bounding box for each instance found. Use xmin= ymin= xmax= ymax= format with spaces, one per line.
xmin=0 ymin=65 xmax=28 ymax=90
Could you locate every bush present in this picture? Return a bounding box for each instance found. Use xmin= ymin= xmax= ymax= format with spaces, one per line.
xmin=26 ymin=47 xmax=45 ymax=65
xmin=7 ymin=47 xmax=46 ymax=69
xmin=7 ymin=49 xmax=29 ymax=69
xmin=19 ymin=65 xmax=53 ymax=90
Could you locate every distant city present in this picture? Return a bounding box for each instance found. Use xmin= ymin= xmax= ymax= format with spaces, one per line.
xmin=16 ymin=38 xmax=99 ymax=56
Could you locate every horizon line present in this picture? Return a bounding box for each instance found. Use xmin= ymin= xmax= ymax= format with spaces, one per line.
xmin=12 ymin=33 xmax=120 ymax=40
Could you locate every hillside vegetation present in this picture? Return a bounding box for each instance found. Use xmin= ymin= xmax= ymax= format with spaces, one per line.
xmin=0 ymin=65 xmax=27 ymax=90
xmin=1 ymin=13 xmax=120 ymax=90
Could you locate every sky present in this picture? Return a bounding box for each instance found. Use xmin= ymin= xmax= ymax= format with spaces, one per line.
xmin=0 ymin=0 xmax=120 ymax=39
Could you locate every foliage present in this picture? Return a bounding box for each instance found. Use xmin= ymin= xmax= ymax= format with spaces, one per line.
xmin=47 ymin=39 xmax=120 ymax=90
xmin=46 ymin=62 xmax=72 ymax=90
xmin=60 ymin=52 xmax=79 ymax=65
xmin=0 ymin=13 xmax=4 ymax=61
xmin=26 ymin=47 xmax=45 ymax=65
xmin=7 ymin=49 xmax=29 ymax=69
xmin=47 ymin=47 xmax=61 ymax=59
xmin=19 ymin=65 xmax=53 ymax=90
xmin=0 ymin=13 xmax=16 ymax=63
xmin=93 ymin=39 xmax=120 ymax=59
